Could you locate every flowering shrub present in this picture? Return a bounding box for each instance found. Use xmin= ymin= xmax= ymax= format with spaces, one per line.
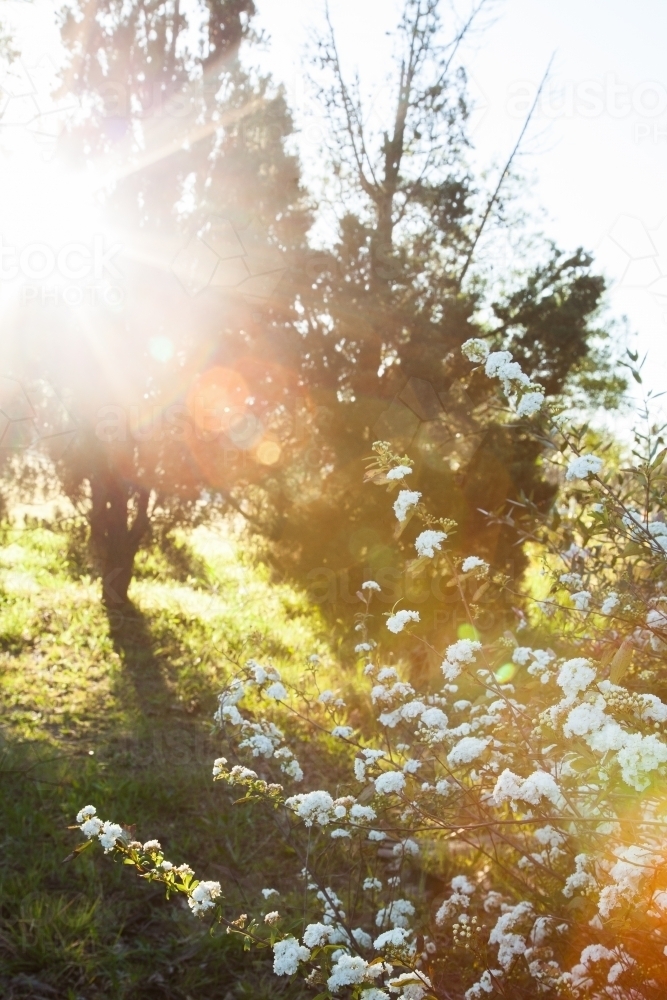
xmin=72 ymin=341 xmax=667 ymax=999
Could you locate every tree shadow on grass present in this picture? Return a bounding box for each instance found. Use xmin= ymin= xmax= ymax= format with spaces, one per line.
xmin=105 ymin=601 xmax=176 ymax=719
xmin=103 ymin=601 xmax=218 ymax=773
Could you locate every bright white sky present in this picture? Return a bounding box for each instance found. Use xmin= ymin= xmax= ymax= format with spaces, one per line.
xmin=3 ymin=0 xmax=667 ymax=413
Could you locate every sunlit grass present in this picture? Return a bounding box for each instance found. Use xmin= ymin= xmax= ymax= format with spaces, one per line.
xmin=0 ymin=519 xmax=323 ymax=998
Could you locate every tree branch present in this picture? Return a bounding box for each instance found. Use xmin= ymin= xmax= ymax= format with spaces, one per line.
xmin=458 ymin=52 xmax=555 ymax=286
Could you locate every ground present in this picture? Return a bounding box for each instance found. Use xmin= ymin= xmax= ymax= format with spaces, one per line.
xmin=0 ymin=521 xmax=327 ymax=1000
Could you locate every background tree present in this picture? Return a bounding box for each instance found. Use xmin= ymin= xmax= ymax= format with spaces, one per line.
xmin=226 ymin=0 xmax=626 ymax=648
xmin=4 ymin=0 xmax=624 ymax=629
xmin=4 ymin=0 xmax=310 ymax=607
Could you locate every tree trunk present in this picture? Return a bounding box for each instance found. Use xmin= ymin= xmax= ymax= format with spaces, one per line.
xmin=89 ymin=465 xmax=150 ymax=608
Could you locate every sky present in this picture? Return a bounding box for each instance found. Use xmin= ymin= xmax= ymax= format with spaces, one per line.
xmin=251 ymin=0 xmax=667 ymax=412
xmin=3 ymin=0 xmax=667 ymax=413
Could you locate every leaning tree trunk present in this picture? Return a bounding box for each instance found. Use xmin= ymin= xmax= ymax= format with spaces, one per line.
xmin=89 ymin=466 xmax=150 ymax=608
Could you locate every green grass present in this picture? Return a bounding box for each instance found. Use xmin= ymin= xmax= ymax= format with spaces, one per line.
xmin=0 ymin=521 xmax=328 ymax=999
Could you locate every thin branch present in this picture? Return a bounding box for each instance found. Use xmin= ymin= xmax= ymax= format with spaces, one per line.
xmin=458 ymin=52 xmax=555 ymax=285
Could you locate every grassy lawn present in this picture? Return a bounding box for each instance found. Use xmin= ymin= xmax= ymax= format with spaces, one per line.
xmin=0 ymin=522 xmax=328 ymax=999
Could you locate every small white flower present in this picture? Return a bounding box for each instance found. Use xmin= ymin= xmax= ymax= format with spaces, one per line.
xmin=363 ymin=877 xmax=383 ymax=891
xmin=351 ymin=927 xmax=373 ymax=950
xmin=557 ymin=657 xmax=596 ymax=697
xmin=217 ymin=704 xmax=243 ymax=726
xmin=415 ymin=530 xmax=447 ymax=558
xmin=447 ymin=736 xmax=490 ymax=767
xmin=285 ymin=790 xmax=336 ymax=826
xmin=393 ymin=490 xmax=421 ymax=522
xmin=601 ymin=592 xmax=619 ymax=615
xmin=188 ymin=880 xmax=222 ymax=916
xmin=80 ymin=817 xmax=103 ymax=838
xmin=485 ymin=350 xmax=513 ymax=377
xmin=376 ymin=897 xmax=415 ymax=929
xmin=350 ymin=803 xmax=376 ymax=824
xmin=461 ymin=338 xmax=490 ymax=363
xmin=516 ymin=391 xmax=544 ymax=417
xmin=386 ymin=465 xmax=412 ymax=480
xmin=332 ymin=726 xmax=354 ymax=738
xmin=248 ymin=659 xmax=268 ymax=684
xmin=266 ymin=681 xmax=288 ymax=700
xmin=327 ymin=953 xmax=380 ymax=991
xmin=461 ymin=556 xmax=488 ymax=574
xmin=386 ymin=609 xmax=420 ymax=634
xmin=571 ymin=590 xmax=592 ymax=612
xmin=441 ymin=639 xmax=482 ymax=681
xmin=566 ymin=454 xmax=603 ymax=481
xmin=281 ymin=758 xmax=304 ymax=782
xmin=273 ymin=937 xmax=311 ymax=976
xmin=374 ymin=927 xmax=412 ymax=950
xmin=76 ymin=805 xmax=97 ymax=824
xmin=265 ymin=910 xmax=281 ymax=924
xmin=262 ymin=888 xmax=279 ymax=899
xmin=374 ymin=771 xmax=406 ymax=795
xmin=228 ymin=765 xmax=258 ymax=783
xmin=98 ymin=821 xmax=124 ymax=853
xmin=361 ymin=580 xmax=381 ymax=591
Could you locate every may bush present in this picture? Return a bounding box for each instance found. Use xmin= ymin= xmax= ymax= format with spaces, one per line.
xmin=70 ymin=343 xmax=667 ymax=999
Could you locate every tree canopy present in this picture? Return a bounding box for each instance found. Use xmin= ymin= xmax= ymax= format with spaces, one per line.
xmin=2 ymin=0 xmax=625 ymax=620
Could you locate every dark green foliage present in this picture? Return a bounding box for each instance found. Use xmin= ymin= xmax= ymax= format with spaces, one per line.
xmin=224 ymin=3 xmax=626 ymax=629
xmin=0 ymin=738 xmax=305 ymax=1000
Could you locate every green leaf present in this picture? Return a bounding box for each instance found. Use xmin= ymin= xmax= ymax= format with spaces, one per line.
xmin=61 ymin=839 xmax=94 ymax=864
xmin=610 ymin=639 xmax=633 ymax=685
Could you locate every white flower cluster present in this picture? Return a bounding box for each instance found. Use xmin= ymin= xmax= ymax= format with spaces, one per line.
xmin=188 ymin=880 xmax=222 ymax=916
xmin=461 ymin=556 xmax=488 ymax=574
xmin=493 ymin=769 xmax=563 ymax=807
xmin=462 ymin=340 xmax=545 ymax=416
xmin=415 ymin=529 xmax=447 ymax=558
xmin=393 ymin=490 xmax=421 ymax=522
xmin=565 ymin=453 xmax=604 ymax=481
xmin=76 ymin=806 xmax=124 ymax=853
xmin=386 ymin=609 xmax=420 ymax=633
xmin=441 ymin=638 xmax=482 ymax=681
xmin=386 ymin=465 xmax=412 ymax=480
xmin=272 ymin=936 xmax=311 ymax=976
xmin=84 ymin=343 xmax=667 ymax=1000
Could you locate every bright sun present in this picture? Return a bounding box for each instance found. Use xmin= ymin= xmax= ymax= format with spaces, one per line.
xmin=0 ymin=154 xmax=103 ymax=273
